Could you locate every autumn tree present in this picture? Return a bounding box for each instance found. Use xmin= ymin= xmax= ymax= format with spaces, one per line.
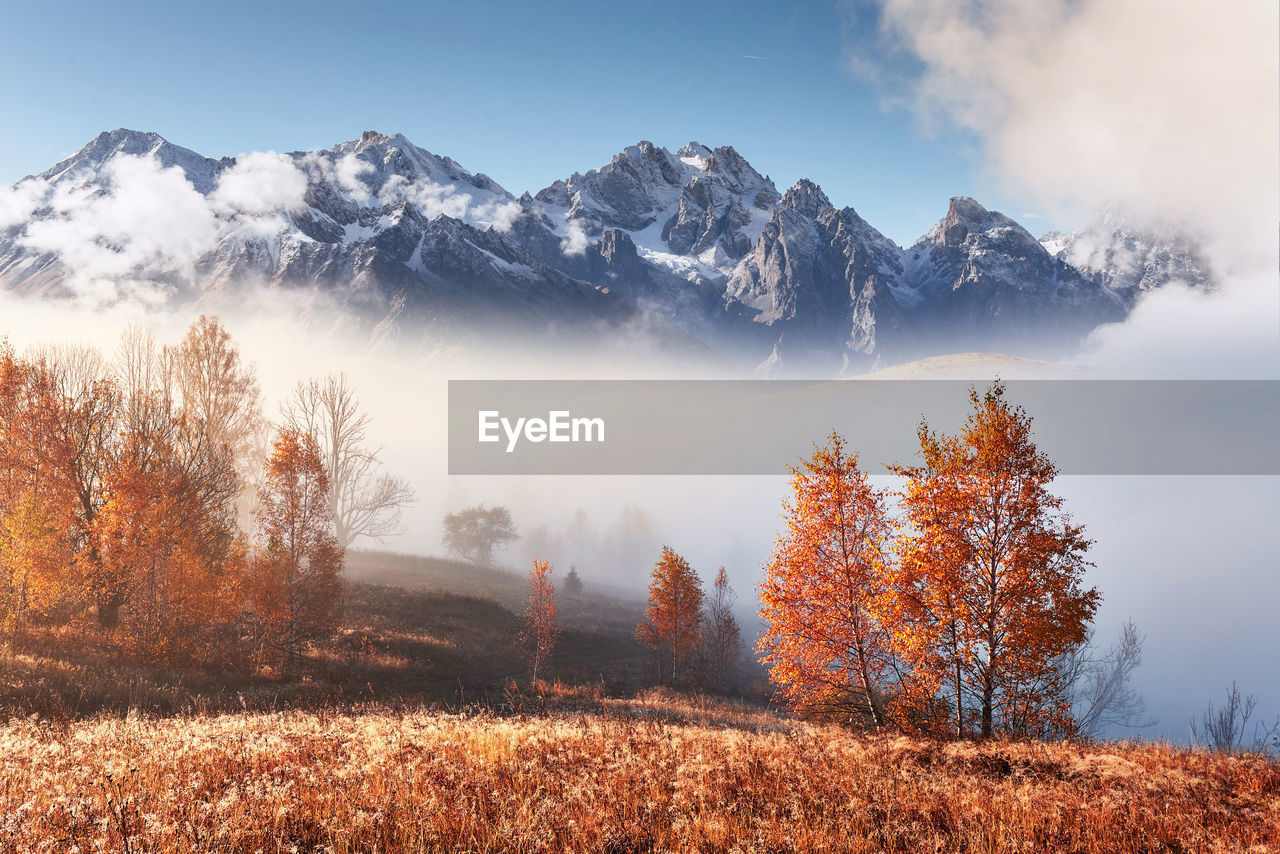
xmin=891 ymin=382 xmax=1100 ymax=739
xmin=442 ymin=504 xmax=518 ymax=566
xmin=282 ymin=373 xmax=415 ymax=547
xmin=701 ymin=567 xmax=742 ymax=693
xmin=519 ymin=557 xmax=559 ymax=685
xmin=170 ymin=316 xmax=265 ymax=526
xmin=0 ymin=346 xmax=84 ymax=628
xmin=249 ymin=428 xmax=344 ymax=669
xmin=93 ymin=417 xmax=242 ymax=663
xmin=90 ymin=327 xmax=241 ymax=632
xmin=636 ymin=546 xmax=704 ymax=683
xmin=758 ymin=434 xmax=899 ymax=727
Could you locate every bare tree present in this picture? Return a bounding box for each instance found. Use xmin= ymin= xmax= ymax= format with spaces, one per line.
xmin=1061 ymin=621 xmax=1158 ymax=738
xmin=281 ymin=373 xmax=415 ymax=548
xmin=1191 ymin=682 xmax=1259 ymax=754
xmin=701 ymin=567 xmax=742 ymax=692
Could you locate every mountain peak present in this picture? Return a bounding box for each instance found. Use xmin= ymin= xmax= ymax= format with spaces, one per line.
xmin=779 ymin=179 xmax=831 ymax=218
xmin=928 ymin=196 xmax=1029 ymax=248
xmin=677 ymin=141 xmax=711 ymax=159
xmin=37 ymin=128 xmax=221 ymax=192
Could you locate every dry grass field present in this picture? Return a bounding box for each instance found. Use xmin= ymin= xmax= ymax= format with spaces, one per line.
xmin=2 ymin=692 xmax=1277 ymax=853
xmin=2 ymin=555 xmax=1276 ymax=852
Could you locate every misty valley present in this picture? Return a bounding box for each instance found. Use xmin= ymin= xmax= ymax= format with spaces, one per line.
xmin=0 ymin=0 xmax=1275 ymax=848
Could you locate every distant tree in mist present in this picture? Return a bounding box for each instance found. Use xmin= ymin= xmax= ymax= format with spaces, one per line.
xmin=603 ymin=505 xmax=661 ymax=577
xmin=443 ymin=504 xmax=518 ymax=566
xmin=519 ymin=557 xmax=559 ymax=685
xmin=1059 ymin=621 xmax=1157 ymax=738
xmin=636 ymin=546 xmax=704 ymax=683
xmin=1190 ymin=682 xmax=1261 ymax=754
xmin=563 ymin=565 xmax=584 ymax=598
xmin=701 ymin=567 xmax=742 ymax=693
xmin=282 ymin=373 xmax=415 ymax=548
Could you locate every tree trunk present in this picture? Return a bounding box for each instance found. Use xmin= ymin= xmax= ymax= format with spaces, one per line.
xmin=96 ymin=592 xmax=124 ymax=629
xmin=952 ymin=623 xmax=964 ymax=737
xmin=981 ymin=675 xmax=994 ymax=739
xmin=855 ymin=642 xmax=884 ymax=729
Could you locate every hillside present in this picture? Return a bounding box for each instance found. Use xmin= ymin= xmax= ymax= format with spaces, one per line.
xmin=2 ymin=551 xmax=1277 ymax=851
xmin=2 ymin=698 xmax=1276 ymax=852
xmin=0 ymin=552 xmax=658 ymax=717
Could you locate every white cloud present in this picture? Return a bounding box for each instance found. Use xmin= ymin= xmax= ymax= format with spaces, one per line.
xmin=334 ymin=153 xmax=374 ymax=204
xmin=481 ymin=200 xmax=523 ymax=234
xmin=0 ymin=179 xmax=46 ymax=229
xmin=850 ymin=0 xmax=1279 ymax=375
xmin=375 ymin=176 xmax=523 ymax=233
xmin=854 ymin=0 xmax=1277 ymax=267
xmin=210 ymin=151 xmax=308 ymax=216
xmin=20 ymin=155 xmax=220 ymax=304
xmin=1074 ymin=272 xmax=1280 ymax=378
xmin=377 ymin=173 xmax=472 ymax=219
xmin=560 ymin=220 xmax=589 ymax=256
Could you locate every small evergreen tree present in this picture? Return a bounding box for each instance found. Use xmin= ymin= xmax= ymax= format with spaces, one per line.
xmin=563 ymin=565 xmax=584 ymax=597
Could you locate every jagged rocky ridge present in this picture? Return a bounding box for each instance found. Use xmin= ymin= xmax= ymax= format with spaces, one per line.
xmin=0 ymin=129 xmax=1214 ymax=373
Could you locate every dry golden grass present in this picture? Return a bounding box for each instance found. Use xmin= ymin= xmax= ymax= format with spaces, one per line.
xmin=2 ymin=694 xmax=1277 ymax=853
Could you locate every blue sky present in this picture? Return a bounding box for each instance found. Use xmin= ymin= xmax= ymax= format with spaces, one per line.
xmin=0 ymin=0 xmax=1054 ymax=246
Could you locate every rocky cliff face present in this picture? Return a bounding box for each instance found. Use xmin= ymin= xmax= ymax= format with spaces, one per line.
xmin=900 ymin=197 xmax=1127 ymax=354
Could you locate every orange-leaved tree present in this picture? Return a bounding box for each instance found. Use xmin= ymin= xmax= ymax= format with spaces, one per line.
xmin=757 ymin=432 xmax=900 ymax=727
xmin=0 ymin=346 xmax=81 ymax=628
xmin=249 ymin=428 xmax=344 ymax=670
xmin=891 ymin=382 xmax=1100 ymax=738
xmin=92 ymin=407 xmax=242 ymax=664
xmin=519 ymin=557 xmax=559 ymax=685
xmin=636 ymin=546 xmax=704 ymax=683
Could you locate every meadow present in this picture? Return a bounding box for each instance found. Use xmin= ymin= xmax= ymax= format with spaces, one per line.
xmin=2 ymin=551 xmax=1277 ymax=853
xmin=2 ymin=694 xmax=1278 ymax=853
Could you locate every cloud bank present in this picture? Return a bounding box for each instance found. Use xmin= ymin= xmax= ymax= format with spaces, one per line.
xmin=3 ymin=152 xmax=309 ymax=307
xmin=848 ymin=0 xmax=1279 ymax=375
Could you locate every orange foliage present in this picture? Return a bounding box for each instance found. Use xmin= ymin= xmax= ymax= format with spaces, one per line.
xmin=757 ymin=432 xmax=900 ymax=727
xmin=760 ymin=386 xmax=1101 ymax=739
xmin=0 ymin=346 xmax=82 ymax=627
xmin=519 ymin=556 xmax=560 ymax=684
xmin=249 ymin=428 xmax=344 ymax=669
xmin=636 ymin=546 xmax=703 ymax=683
xmin=93 ymin=418 xmax=242 ymax=664
xmin=892 ymin=382 xmax=1100 ymax=738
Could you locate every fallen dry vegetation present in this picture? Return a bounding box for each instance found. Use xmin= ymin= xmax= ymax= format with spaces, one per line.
xmin=2 ymin=694 xmax=1277 ymax=853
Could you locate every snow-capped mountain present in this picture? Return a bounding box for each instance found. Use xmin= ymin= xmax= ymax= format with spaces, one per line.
xmin=1039 ymin=205 xmax=1216 ymax=301
xmin=901 ymin=196 xmax=1126 ymax=354
xmin=0 ymin=129 xmax=1217 ymax=373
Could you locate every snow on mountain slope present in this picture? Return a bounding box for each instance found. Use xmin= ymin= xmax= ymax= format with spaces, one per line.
xmin=0 ymin=128 xmax=1209 ymax=372
xmin=533 ymin=140 xmax=777 ymax=281
xmin=1040 ymin=205 xmax=1216 ymax=301
xmin=900 ymin=196 xmax=1126 ymax=355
